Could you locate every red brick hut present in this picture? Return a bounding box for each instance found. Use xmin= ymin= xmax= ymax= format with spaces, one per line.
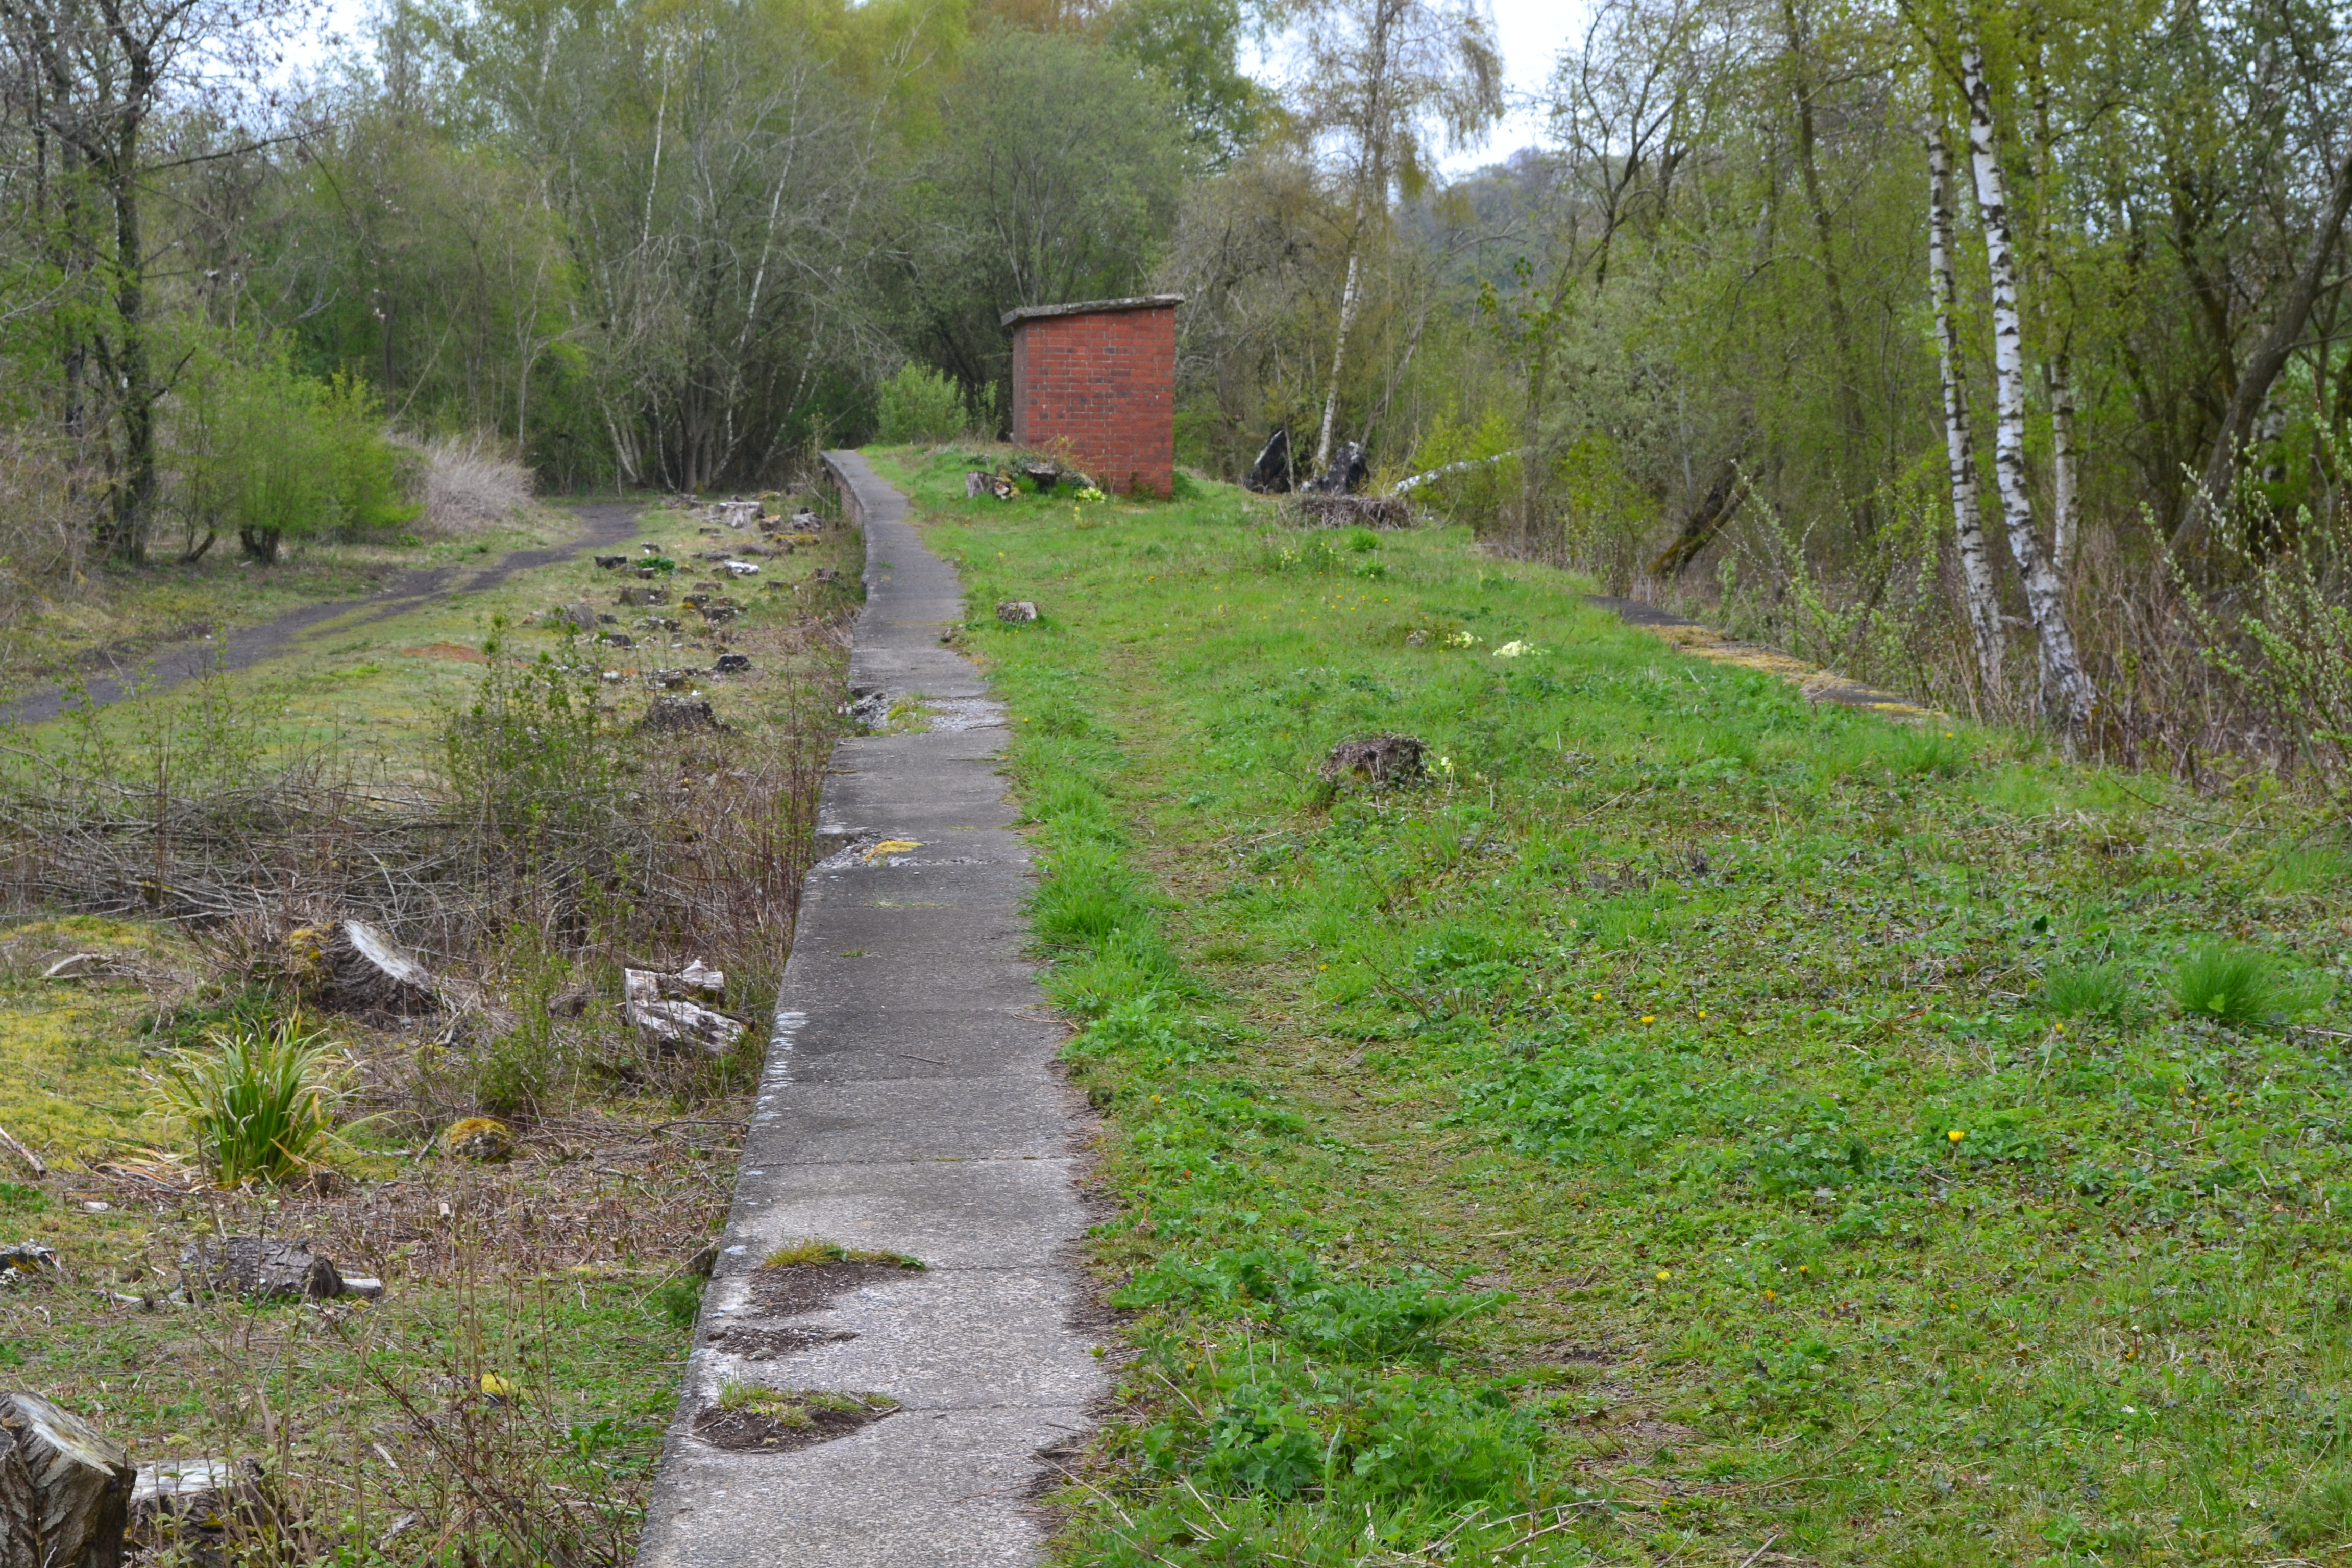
xmin=1003 ymin=295 xmax=1182 ymax=497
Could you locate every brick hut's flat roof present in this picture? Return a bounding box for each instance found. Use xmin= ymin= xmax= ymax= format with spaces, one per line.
xmin=1000 ymin=295 xmax=1185 ymax=328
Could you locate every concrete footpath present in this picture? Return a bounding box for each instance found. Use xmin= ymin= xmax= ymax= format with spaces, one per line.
xmin=635 ymin=452 xmax=1104 ymax=1567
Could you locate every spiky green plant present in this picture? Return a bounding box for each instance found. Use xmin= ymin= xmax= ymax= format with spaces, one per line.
xmin=2039 ymin=959 xmax=2136 ymax=1024
xmin=160 ymin=1013 xmax=348 ymax=1186
xmin=2170 ymin=945 xmax=2281 ymax=1028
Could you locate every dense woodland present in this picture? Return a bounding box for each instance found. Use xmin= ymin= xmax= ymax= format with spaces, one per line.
xmin=3 ymin=0 xmax=2351 ymax=781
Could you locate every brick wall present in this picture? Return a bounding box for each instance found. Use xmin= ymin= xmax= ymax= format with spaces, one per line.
xmin=1008 ymin=304 xmax=1176 ymax=498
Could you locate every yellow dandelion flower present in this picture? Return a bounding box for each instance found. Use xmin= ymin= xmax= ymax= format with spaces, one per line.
xmin=1655 ymin=1270 xmax=1671 ymax=1282
xmin=1640 ymin=1015 xmax=1656 ymax=1024
xmin=1948 ymin=1128 xmax=1967 ymax=1143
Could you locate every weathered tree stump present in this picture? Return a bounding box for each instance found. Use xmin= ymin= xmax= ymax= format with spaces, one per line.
xmin=323 ymin=921 xmax=438 ymax=1019
xmin=0 ymin=1391 xmax=134 ymax=1568
xmin=179 ymin=1238 xmax=345 ymax=1301
xmin=1319 ymin=733 xmax=1427 ymax=789
xmin=996 ymin=601 xmax=1040 ymax=623
xmin=1243 ymin=427 xmax=1293 ymax=493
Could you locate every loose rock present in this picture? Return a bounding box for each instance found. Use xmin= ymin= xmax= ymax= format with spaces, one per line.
xmin=179 ymin=1238 xmax=344 ymax=1300
xmin=618 ymin=585 xmax=670 ymax=607
xmin=594 ymin=555 xmax=629 ymax=569
xmin=0 ymin=1392 xmax=134 ymax=1568
xmin=1243 ymin=426 xmax=1294 ymax=493
xmin=0 ymin=1242 xmax=58 ymax=1279
xmin=996 ymin=600 xmax=1040 ymax=623
xmin=710 ymin=654 xmax=752 ymax=674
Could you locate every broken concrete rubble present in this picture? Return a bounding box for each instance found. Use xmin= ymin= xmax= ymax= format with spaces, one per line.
xmin=996 ymin=600 xmax=1039 ymax=623
xmin=623 ymin=963 xmax=744 ymax=1056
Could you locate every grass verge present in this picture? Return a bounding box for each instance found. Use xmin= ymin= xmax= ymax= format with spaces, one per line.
xmin=878 ymin=446 xmax=2352 ymax=1566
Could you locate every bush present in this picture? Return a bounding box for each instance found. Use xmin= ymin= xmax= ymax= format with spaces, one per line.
xmin=160 ymin=1013 xmax=349 ymax=1186
xmin=875 ymin=363 xmax=969 ymax=445
xmin=2171 ymin=944 xmax=2281 ymax=1027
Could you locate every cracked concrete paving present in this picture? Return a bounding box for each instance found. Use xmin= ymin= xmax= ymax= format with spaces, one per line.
xmin=635 ymin=452 xmax=1104 ymax=1568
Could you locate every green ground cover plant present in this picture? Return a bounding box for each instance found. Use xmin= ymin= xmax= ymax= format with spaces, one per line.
xmin=879 ymin=448 xmax=2352 ymax=1565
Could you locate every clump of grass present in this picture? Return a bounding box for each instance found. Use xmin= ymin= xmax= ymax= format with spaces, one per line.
xmin=2038 ymin=958 xmax=2136 ymax=1023
xmin=2170 ymin=944 xmax=2281 ymax=1027
xmin=760 ymin=1239 xmax=924 ymax=1270
xmin=158 ymin=1012 xmax=350 ymax=1186
xmin=715 ymin=1385 xmax=897 ymax=1425
xmin=1894 ymin=727 xmax=1969 ymax=778
xmin=654 ymin=1279 xmax=705 ymax=1328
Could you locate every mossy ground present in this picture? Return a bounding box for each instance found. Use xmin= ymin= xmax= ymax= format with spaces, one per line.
xmin=878 ymin=447 xmax=2352 ymax=1566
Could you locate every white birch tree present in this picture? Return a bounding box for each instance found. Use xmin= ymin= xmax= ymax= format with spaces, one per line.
xmin=1924 ymin=118 xmax=2004 ymax=699
xmin=1960 ymin=39 xmax=2092 ymax=737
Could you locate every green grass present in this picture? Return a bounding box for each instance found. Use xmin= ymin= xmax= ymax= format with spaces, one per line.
xmin=878 ymin=447 xmax=2352 ymax=1566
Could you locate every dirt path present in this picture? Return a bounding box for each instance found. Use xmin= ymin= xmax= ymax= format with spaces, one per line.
xmin=0 ymin=501 xmax=645 ymax=727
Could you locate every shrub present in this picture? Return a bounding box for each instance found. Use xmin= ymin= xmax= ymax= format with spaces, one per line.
xmin=875 ymin=363 xmax=969 ymax=445
xmin=159 ymin=1013 xmax=348 ymax=1186
xmin=2170 ymin=944 xmax=2281 ymax=1027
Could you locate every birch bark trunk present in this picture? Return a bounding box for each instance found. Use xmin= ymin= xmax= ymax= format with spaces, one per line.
xmin=1960 ymin=42 xmax=2093 ymax=738
xmin=1315 ymin=217 xmax=1364 ymax=472
xmin=1924 ymin=121 xmax=2005 ymax=700
xmin=2047 ymin=355 xmax=2079 ymax=570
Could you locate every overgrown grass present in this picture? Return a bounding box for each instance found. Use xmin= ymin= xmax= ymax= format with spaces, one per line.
xmin=881 ymin=447 xmax=2352 ymax=1566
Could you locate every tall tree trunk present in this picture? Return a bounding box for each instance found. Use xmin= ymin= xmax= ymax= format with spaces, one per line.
xmin=1961 ymin=42 xmax=2092 ymax=737
xmin=1780 ymin=0 xmax=1873 ymax=532
xmin=1925 ymin=121 xmax=2004 ymax=699
xmin=2046 ymin=352 xmax=2079 ymax=569
xmin=2172 ymin=137 xmax=2352 ymax=552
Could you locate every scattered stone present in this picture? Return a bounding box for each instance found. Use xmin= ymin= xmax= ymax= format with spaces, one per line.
xmin=599 ymin=633 xmax=633 ymax=649
xmin=1303 ymin=439 xmax=1369 ymax=495
xmin=1243 ymin=426 xmax=1294 ymax=493
xmin=845 ymin=691 xmax=891 ymax=730
xmin=710 ymin=654 xmax=753 ymax=674
xmin=180 ymin=1237 xmax=345 ymax=1300
xmin=618 ymin=585 xmax=670 ymax=607
xmin=996 ymin=600 xmax=1040 ymax=623
xmin=594 ymin=555 xmax=629 ymax=569
xmin=442 ymin=1117 xmax=514 ymax=1162
xmin=1296 ymin=494 xmax=1410 ymax=528
xmin=1022 ymin=463 xmax=1060 ymax=492
xmin=0 ymin=1392 xmax=134 ymax=1568
xmin=322 ymin=920 xmax=438 ymax=1019
xmin=550 ymin=604 xmax=599 ymax=633
xmin=721 ymin=560 xmax=760 ymax=577
xmin=715 ymin=500 xmax=760 ymax=529
xmin=0 ymin=1241 xmax=58 ymax=1279
xmin=648 ymin=669 xmax=692 ymax=690
xmin=622 ymin=966 xmax=744 ymax=1056
xmin=1319 ymin=732 xmax=1427 ymax=789
xmin=639 ymin=696 xmax=725 ymax=733
xmin=641 ymin=615 xmax=682 ymax=631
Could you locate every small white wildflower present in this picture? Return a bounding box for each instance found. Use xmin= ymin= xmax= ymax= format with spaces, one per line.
xmin=1493 ymin=639 xmax=1534 ymax=658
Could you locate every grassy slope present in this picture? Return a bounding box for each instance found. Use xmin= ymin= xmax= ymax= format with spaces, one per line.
xmin=876 ymin=448 xmax=2352 ymax=1566
xmin=0 ymin=496 xmax=856 ymax=1567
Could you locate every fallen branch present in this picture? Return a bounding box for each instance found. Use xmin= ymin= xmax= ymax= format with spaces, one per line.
xmin=0 ymin=1124 xmax=44 ymax=1177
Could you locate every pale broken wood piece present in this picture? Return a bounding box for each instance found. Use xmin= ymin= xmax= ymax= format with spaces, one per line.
xmin=0 ymin=1130 xmax=42 ymax=1180
xmin=0 ymin=1391 xmax=134 ymax=1568
xmin=623 ymin=965 xmax=744 ymax=1057
xmin=323 ymin=920 xmax=438 ymax=1018
xmin=39 ymin=955 xmax=108 ymax=982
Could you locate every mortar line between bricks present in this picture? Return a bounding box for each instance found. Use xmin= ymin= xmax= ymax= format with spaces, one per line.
xmin=631 ymin=453 xmax=1105 ymax=1568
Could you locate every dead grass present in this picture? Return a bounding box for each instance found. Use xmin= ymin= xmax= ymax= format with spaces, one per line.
xmin=400 ymin=434 xmax=538 ymax=538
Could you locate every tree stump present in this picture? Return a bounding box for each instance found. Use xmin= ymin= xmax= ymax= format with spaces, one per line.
xmin=0 ymin=1391 xmax=134 ymax=1568
xmin=179 ymin=1238 xmax=345 ymax=1301
xmin=1319 ymin=733 xmax=1427 ymax=789
xmin=323 ymin=921 xmax=438 ymax=1019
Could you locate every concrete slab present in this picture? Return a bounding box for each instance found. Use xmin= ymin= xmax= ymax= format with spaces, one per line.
xmin=635 ymin=453 xmax=1102 ymax=1568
